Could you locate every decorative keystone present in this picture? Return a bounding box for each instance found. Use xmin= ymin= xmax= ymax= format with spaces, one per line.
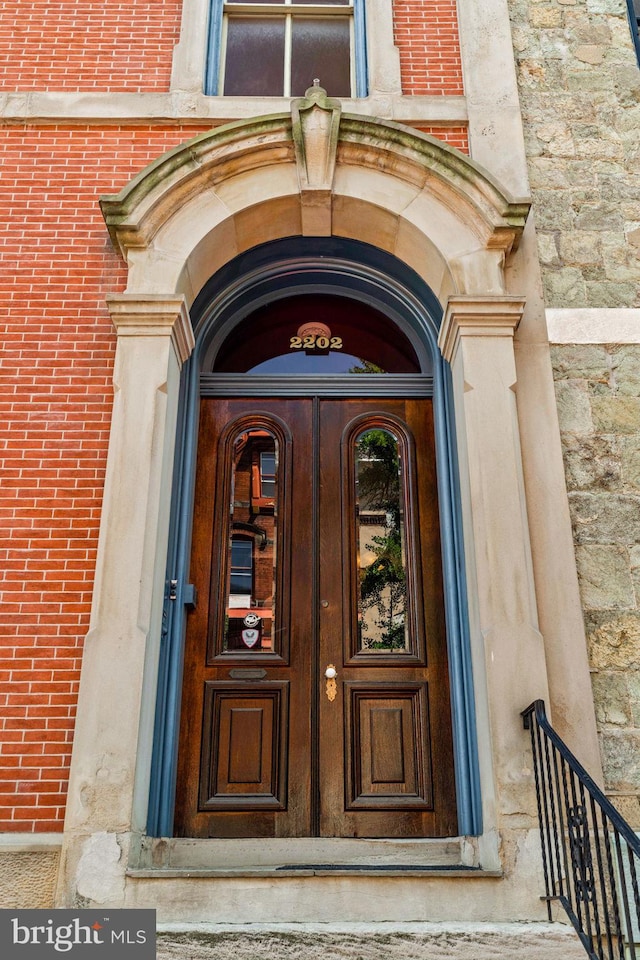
xmin=291 ymin=82 xmax=342 ymax=236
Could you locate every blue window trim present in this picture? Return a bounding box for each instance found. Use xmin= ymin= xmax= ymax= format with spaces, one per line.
xmin=147 ymin=236 xmax=481 ymax=839
xmin=627 ymin=0 xmax=640 ymax=66
xmin=204 ymin=0 xmax=224 ymax=96
xmin=204 ymin=0 xmax=368 ymax=97
xmin=354 ymin=0 xmax=368 ymax=97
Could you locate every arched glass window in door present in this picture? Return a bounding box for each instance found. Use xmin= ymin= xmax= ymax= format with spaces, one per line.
xmin=354 ymin=426 xmax=410 ymax=653
xmin=221 ymin=426 xmax=281 ymax=654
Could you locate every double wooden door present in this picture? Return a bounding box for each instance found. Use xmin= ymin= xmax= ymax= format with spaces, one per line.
xmin=175 ymin=396 xmax=457 ymax=838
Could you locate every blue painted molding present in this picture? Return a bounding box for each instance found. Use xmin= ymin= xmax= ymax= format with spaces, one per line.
xmin=203 ymin=0 xmax=224 ymax=96
xmin=147 ymin=236 xmax=482 ymax=838
xmin=354 ymin=0 xmax=368 ymax=98
xmin=626 ymin=0 xmax=640 ymax=67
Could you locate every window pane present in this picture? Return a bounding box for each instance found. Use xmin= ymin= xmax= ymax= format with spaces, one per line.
xmin=230 ymin=539 xmax=252 ymax=594
xmin=224 ymin=429 xmax=279 ymax=652
xmin=355 ymin=429 xmax=409 ymax=653
xmin=291 ymin=18 xmax=351 ymax=97
xmin=260 ymin=451 xmax=277 ymax=497
xmin=223 ymin=18 xmax=285 ymax=96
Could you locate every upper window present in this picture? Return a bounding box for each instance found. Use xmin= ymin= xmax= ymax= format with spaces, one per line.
xmin=205 ymin=0 xmax=367 ymax=96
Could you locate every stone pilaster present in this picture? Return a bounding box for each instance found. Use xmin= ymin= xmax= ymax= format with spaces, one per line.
xmin=439 ymin=296 xmax=550 ymax=820
xmin=56 ymin=296 xmax=194 ymax=907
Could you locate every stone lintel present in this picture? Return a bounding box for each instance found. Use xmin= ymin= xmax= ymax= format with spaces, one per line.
xmin=439 ymin=296 xmax=526 ymax=363
xmin=106 ymin=294 xmax=195 ymax=366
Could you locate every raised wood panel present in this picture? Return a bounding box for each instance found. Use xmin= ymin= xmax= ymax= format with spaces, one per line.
xmin=345 ymin=683 xmax=433 ymax=810
xmin=199 ymin=681 xmax=289 ymax=810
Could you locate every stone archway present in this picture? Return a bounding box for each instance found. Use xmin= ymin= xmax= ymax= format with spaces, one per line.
xmin=100 ymin=84 xmax=530 ymax=304
xmin=56 ymin=90 xmax=571 ymax=911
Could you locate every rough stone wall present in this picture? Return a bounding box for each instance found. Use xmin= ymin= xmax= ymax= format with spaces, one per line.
xmin=0 ymin=851 xmax=59 ymax=907
xmin=551 ymin=345 xmax=640 ymax=821
xmin=508 ymin=0 xmax=640 ymax=812
xmin=508 ymin=0 xmax=640 ymax=308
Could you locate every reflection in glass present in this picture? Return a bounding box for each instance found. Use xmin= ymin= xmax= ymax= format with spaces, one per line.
xmin=248 ymin=353 xmax=386 ymax=374
xmin=224 ymin=429 xmax=278 ymax=652
xmin=355 ymin=429 xmax=409 ymax=652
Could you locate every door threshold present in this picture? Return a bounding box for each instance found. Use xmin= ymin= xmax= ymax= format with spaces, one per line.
xmin=134 ymin=836 xmax=483 ymax=873
xmin=128 ymin=865 xmax=501 ymax=879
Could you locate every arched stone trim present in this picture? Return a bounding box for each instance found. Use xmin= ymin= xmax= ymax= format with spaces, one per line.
xmin=100 ymin=87 xmax=530 ymax=306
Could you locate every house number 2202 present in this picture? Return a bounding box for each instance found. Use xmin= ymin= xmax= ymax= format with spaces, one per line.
xmin=289 ymin=335 xmax=343 ymax=350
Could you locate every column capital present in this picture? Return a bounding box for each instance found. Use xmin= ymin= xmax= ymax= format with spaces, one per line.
xmin=106 ymin=294 xmax=194 ymax=366
xmin=439 ymin=296 xmax=526 ymax=363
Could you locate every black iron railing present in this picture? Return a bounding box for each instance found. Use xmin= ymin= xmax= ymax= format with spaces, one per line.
xmin=522 ymin=699 xmax=640 ymax=960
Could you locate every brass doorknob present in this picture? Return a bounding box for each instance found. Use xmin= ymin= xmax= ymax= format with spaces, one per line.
xmin=325 ymin=664 xmax=337 ymax=701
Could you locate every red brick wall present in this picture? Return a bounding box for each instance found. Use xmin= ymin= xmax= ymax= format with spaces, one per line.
xmin=0 ymin=2 xmax=182 ymax=91
xmin=0 ymin=125 xmax=210 ymax=831
xmin=418 ymin=125 xmax=469 ymax=154
xmin=393 ymin=0 xmax=465 ymax=96
xmin=0 ymin=119 xmax=468 ymax=833
xmin=0 ymin=0 xmax=465 ymax=97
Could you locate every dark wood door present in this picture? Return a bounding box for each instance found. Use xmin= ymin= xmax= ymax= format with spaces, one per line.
xmin=174 ymin=396 xmax=457 ymax=838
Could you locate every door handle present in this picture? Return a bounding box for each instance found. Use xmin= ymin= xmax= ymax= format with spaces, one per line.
xmin=325 ymin=664 xmax=337 ymax=702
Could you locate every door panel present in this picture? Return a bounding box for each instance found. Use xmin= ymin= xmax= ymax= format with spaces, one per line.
xmin=174 ymin=395 xmax=457 ymax=839
xmin=318 ymin=398 xmax=456 ymax=838
xmin=199 ymin=682 xmax=289 ymax=810
xmin=175 ymin=398 xmax=313 ymax=838
xmin=345 ymin=683 xmax=433 ymax=809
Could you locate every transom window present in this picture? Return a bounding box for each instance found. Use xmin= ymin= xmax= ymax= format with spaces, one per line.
xmin=211 ymin=294 xmax=423 ymax=374
xmin=206 ymin=0 xmax=366 ymax=96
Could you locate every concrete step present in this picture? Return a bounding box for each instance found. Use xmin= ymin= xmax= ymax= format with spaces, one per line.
xmin=157 ymin=922 xmax=587 ymax=959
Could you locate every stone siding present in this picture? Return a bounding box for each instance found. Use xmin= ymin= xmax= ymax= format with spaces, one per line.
xmin=155 ymin=925 xmax=586 ymax=959
xmin=552 ymin=345 xmax=640 ymax=821
xmin=0 ymin=851 xmax=59 ymax=908
xmin=509 ymin=0 xmax=640 ymax=308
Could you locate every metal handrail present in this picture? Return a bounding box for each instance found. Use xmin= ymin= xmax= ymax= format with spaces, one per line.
xmin=522 ymin=699 xmax=640 ymax=960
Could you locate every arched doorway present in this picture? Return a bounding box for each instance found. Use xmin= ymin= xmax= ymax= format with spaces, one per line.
xmin=149 ymin=237 xmax=479 ymax=840
xmin=56 ymin=102 xmax=556 ymax=907
xmin=175 ymin=289 xmax=457 ymax=838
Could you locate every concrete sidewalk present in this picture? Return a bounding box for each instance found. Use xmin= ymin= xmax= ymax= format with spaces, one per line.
xmin=156 ymin=922 xmax=587 ymax=959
